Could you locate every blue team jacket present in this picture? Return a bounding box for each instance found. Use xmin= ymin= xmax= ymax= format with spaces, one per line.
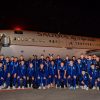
xmin=0 ymin=67 xmax=3 ymax=78
xmin=18 ymin=64 xmax=26 ymax=77
xmin=58 ymin=66 xmax=66 ymax=77
xmin=76 ymin=63 xmax=83 ymax=76
xmin=67 ymin=65 xmax=77 ymax=76
xmin=65 ymin=59 xmax=70 ymax=68
xmin=89 ymin=68 xmax=99 ymax=79
xmin=9 ymin=61 xmax=18 ymax=75
xmin=87 ymin=59 xmax=93 ymax=71
xmin=79 ymin=73 xmax=89 ymax=82
xmin=38 ymin=59 xmax=46 ymax=66
xmin=55 ymin=58 xmax=62 ymax=68
xmin=37 ymin=68 xmax=47 ymax=78
xmin=48 ymin=64 xmax=57 ymax=76
xmin=27 ymin=66 xmax=35 ymax=77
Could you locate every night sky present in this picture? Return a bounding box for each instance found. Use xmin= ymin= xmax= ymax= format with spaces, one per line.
xmin=0 ymin=1 xmax=100 ymax=37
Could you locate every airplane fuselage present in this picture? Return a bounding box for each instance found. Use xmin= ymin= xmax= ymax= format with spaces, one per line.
xmin=0 ymin=30 xmax=100 ymax=59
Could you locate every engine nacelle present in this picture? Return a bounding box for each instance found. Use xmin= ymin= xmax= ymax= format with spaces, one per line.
xmin=1 ymin=34 xmax=11 ymax=47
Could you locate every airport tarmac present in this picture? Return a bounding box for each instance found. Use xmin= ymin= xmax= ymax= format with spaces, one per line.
xmin=0 ymin=88 xmax=100 ymax=100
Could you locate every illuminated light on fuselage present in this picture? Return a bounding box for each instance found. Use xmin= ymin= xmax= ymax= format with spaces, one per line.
xmin=15 ymin=27 xmax=22 ymax=31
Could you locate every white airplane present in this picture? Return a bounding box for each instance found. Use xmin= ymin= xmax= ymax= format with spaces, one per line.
xmin=0 ymin=29 xmax=100 ymax=59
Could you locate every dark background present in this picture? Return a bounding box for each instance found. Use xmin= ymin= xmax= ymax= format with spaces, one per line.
xmin=0 ymin=0 xmax=100 ymax=37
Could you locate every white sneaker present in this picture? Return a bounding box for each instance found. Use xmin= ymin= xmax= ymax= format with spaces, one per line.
xmin=97 ymin=87 xmax=99 ymax=91
xmin=69 ymin=86 xmax=73 ymax=90
xmin=38 ymin=86 xmax=42 ymax=89
xmin=56 ymin=85 xmax=58 ymax=89
xmin=22 ymin=86 xmax=25 ymax=89
xmin=27 ymin=84 xmax=30 ymax=88
xmin=73 ymin=87 xmax=76 ymax=90
xmin=17 ymin=86 xmax=21 ymax=89
xmin=64 ymin=85 xmax=66 ymax=89
xmin=31 ymin=84 xmax=33 ymax=88
xmin=7 ymin=86 xmax=10 ymax=90
xmin=86 ymin=87 xmax=89 ymax=91
xmin=84 ymin=85 xmax=87 ymax=89
xmin=68 ymin=84 xmax=70 ymax=87
xmin=47 ymin=85 xmax=50 ymax=89
xmin=92 ymin=86 xmax=96 ymax=90
xmin=3 ymin=83 xmax=6 ymax=88
xmin=81 ymin=86 xmax=84 ymax=89
xmin=50 ymin=84 xmax=54 ymax=88
xmin=59 ymin=86 xmax=61 ymax=89
xmin=43 ymin=87 xmax=46 ymax=90
xmin=76 ymin=85 xmax=79 ymax=89
xmin=0 ymin=86 xmax=3 ymax=90
xmin=12 ymin=86 xmax=16 ymax=89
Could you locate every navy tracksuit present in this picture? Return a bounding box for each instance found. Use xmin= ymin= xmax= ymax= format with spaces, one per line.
xmin=86 ymin=59 xmax=93 ymax=73
xmin=65 ymin=59 xmax=70 ymax=68
xmin=45 ymin=60 xmax=51 ymax=85
xmin=0 ymin=59 xmax=6 ymax=65
xmin=9 ymin=61 xmax=18 ymax=86
xmin=77 ymin=63 xmax=83 ymax=76
xmin=80 ymin=58 xmax=87 ymax=71
xmin=48 ymin=64 xmax=58 ymax=85
xmin=89 ymin=68 xmax=99 ymax=87
xmin=32 ymin=59 xmax=39 ymax=74
xmin=67 ymin=65 xmax=77 ymax=87
xmin=17 ymin=64 xmax=27 ymax=87
xmin=3 ymin=66 xmax=10 ymax=87
xmin=97 ymin=70 xmax=100 ymax=88
xmin=76 ymin=63 xmax=83 ymax=85
xmin=73 ymin=60 xmax=78 ymax=66
xmin=0 ymin=67 xmax=4 ymax=86
xmin=37 ymin=68 xmax=47 ymax=87
xmin=79 ymin=73 xmax=89 ymax=87
xmin=38 ymin=59 xmax=46 ymax=66
xmin=92 ymin=59 xmax=97 ymax=65
xmin=27 ymin=66 xmax=35 ymax=85
xmin=58 ymin=65 xmax=67 ymax=86
xmin=55 ymin=58 xmax=62 ymax=69
xmin=4 ymin=61 xmax=11 ymax=87
xmin=26 ymin=59 xmax=33 ymax=67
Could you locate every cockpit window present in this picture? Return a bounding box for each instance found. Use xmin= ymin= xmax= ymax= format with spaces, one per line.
xmin=14 ymin=30 xmax=23 ymax=34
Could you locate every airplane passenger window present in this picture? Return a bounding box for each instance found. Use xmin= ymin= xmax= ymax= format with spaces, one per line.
xmin=49 ymin=40 xmax=51 ymax=43
xmin=69 ymin=42 xmax=73 ymax=45
xmin=52 ymin=40 xmax=54 ymax=43
xmin=14 ymin=37 xmax=16 ymax=40
xmin=32 ymin=39 xmax=34 ymax=42
xmin=80 ymin=43 xmax=82 ymax=45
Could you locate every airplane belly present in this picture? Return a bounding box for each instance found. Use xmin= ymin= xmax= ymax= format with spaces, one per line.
xmin=0 ymin=45 xmax=99 ymax=59
xmin=1 ymin=45 xmax=69 ymax=59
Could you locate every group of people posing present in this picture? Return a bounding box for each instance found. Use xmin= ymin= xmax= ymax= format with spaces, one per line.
xmin=0 ymin=54 xmax=100 ymax=91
